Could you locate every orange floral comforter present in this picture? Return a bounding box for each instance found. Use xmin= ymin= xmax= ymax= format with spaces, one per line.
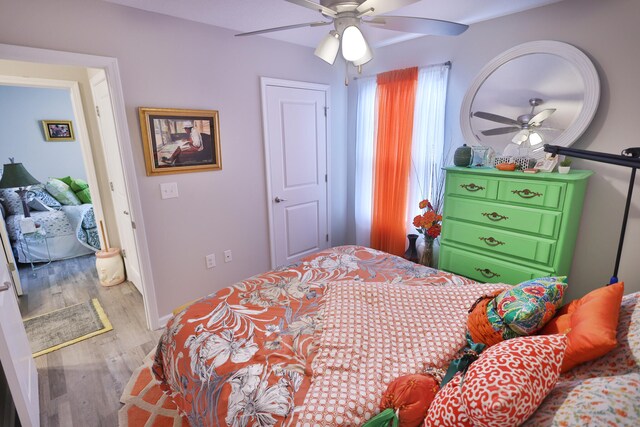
xmin=153 ymin=245 xmax=486 ymax=426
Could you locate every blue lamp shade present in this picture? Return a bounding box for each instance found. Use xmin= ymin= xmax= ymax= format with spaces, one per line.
xmin=0 ymin=161 xmax=40 ymax=189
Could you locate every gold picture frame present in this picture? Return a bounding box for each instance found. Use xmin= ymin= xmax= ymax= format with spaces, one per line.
xmin=42 ymin=120 xmax=75 ymax=141
xmin=138 ymin=107 xmax=222 ymax=176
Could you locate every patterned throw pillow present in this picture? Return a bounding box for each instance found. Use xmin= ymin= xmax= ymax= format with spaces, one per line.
xmin=424 ymin=373 xmax=473 ymax=427
xmin=462 ymin=335 xmax=567 ymax=427
xmin=45 ymin=178 xmax=81 ymax=206
xmin=0 ymin=188 xmax=24 ymax=216
xmin=27 ymin=187 xmax=62 ymax=210
xmin=493 ymin=276 xmax=567 ymax=335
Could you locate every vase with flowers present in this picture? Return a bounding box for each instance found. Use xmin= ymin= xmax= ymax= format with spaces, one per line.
xmin=413 ymin=199 xmax=443 ymax=267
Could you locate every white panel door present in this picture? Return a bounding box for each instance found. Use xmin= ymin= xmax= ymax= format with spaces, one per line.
xmin=264 ymin=83 xmax=328 ymax=267
xmin=90 ymin=74 xmax=143 ymax=294
xmin=0 ymin=261 xmax=39 ymax=427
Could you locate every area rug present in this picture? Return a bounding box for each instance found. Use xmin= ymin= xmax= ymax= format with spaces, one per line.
xmin=119 ymin=350 xmax=188 ymax=427
xmin=23 ymin=298 xmax=113 ymax=357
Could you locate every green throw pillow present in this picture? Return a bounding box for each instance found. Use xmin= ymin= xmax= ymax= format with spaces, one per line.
xmin=58 ymin=176 xmax=73 ymax=186
xmin=45 ymin=179 xmax=81 ymax=206
xmin=69 ymin=178 xmax=89 ymax=193
xmin=76 ymin=187 xmax=92 ymax=204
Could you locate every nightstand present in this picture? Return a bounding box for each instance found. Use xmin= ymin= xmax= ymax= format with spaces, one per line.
xmin=19 ymin=225 xmax=52 ymax=270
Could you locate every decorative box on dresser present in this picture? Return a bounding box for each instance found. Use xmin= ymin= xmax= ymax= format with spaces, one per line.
xmin=438 ymin=167 xmax=593 ymax=284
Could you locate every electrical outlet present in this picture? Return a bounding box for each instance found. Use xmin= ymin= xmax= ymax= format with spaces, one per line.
xmin=224 ymin=250 xmax=232 ymax=263
xmin=160 ymin=182 xmax=179 ymax=199
xmin=205 ymin=254 xmax=216 ymax=269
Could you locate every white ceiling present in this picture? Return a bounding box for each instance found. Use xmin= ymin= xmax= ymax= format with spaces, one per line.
xmin=103 ymin=0 xmax=563 ymax=48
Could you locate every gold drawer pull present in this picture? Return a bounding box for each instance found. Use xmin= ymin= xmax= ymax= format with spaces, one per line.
xmin=460 ymin=183 xmax=485 ymax=192
xmin=512 ymin=188 xmax=543 ymax=199
xmin=479 ymin=237 xmax=505 ymax=247
xmin=482 ymin=212 xmax=509 ymax=222
xmin=475 ymin=268 xmax=501 ymax=279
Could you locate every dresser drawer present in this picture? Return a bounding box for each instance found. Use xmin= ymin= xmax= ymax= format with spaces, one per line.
xmin=447 ymin=173 xmax=499 ymax=200
xmin=442 ymin=219 xmax=556 ymax=266
xmin=497 ymin=179 xmax=566 ymax=209
xmin=439 ymin=245 xmax=554 ymax=285
xmin=444 ymin=197 xmax=562 ymax=238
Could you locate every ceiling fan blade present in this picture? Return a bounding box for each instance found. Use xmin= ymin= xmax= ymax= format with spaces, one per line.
xmin=236 ymin=21 xmax=331 ymax=37
xmin=529 ymin=108 xmax=556 ymax=125
xmin=364 ymin=16 xmax=468 ymax=36
xmin=356 ymin=0 xmax=420 ymax=16
xmin=284 ymin=0 xmax=338 ymax=17
xmin=473 ymin=111 xmax=520 ymax=126
xmin=481 ymin=127 xmax=521 ymax=136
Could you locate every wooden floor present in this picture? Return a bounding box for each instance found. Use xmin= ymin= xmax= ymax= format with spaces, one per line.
xmin=17 ymin=255 xmax=162 ymax=427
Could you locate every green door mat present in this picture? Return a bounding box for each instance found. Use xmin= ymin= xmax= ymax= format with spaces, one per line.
xmin=23 ymin=298 xmax=113 ymax=357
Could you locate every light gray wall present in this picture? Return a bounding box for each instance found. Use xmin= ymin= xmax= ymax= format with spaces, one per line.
xmin=0 ymin=0 xmax=348 ymax=321
xmin=346 ymin=0 xmax=640 ymax=300
xmin=0 ymin=85 xmax=87 ymax=181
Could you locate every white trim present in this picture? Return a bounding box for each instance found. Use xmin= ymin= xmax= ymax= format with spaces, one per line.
xmin=460 ymin=40 xmax=600 ymax=153
xmin=0 ymin=43 xmax=160 ymax=330
xmin=157 ymin=313 xmax=174 ymax=329
xmin=260 ymin=77 xmax=331 ymax=269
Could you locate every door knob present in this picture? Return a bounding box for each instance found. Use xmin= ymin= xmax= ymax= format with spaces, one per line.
xmin=0 ymin=281 xmax=11 ymax=292
xmin=274 ymin=197 xmax=287 ymax=203
xmin=123 ymin=211 xmax=129 ymax=215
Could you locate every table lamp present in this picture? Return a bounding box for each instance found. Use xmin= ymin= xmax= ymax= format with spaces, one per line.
xmin=0 ymin=158 xmax=40 ymax=231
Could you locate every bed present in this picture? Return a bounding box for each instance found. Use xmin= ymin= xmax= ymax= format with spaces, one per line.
xmin=4 ymin=204 xmax=100 ymax=263
xmin=153 ymin=246 xmax=640 ymax=426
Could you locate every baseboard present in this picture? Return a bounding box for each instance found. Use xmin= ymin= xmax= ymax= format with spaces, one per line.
xmin=157 ymin=313 xmax=173 ymax=329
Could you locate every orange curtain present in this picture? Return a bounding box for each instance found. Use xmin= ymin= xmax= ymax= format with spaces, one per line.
xmin=370 ymin=67 xmax=418 ymax=255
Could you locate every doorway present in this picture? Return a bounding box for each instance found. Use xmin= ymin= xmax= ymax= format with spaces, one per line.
xmin=261 ymin=78 xmax=331 ymax=268
xmin=0 ymin=43 xmax=158 ymax=329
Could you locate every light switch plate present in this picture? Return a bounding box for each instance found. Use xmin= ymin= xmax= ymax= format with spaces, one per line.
xmin=160 ymin=182 xmax=179 ymax=199
xmin=206 ymin=254 xmax=216 ymax=269
xmin=224 ymin=250 xmax=232 ymax=263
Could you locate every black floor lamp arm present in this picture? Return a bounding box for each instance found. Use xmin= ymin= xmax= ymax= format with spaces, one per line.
xmin=543 ymin=144 xmax=640 ymax=284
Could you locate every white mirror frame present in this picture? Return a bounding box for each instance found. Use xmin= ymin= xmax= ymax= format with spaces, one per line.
xmin=460 ymin=40 xmax=600 ymax=150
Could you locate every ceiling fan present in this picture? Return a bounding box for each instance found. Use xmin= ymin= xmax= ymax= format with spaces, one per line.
xmin=473 ymin=98 xmax=558 ymax=145
xmin=236 ymin=0 xmax=468 ymax=67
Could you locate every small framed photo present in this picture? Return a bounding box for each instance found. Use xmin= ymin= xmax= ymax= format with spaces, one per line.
xmin=533 ymin=154 xmax=559 ymax=172
xmin=42 ymin=120 xmax=75 ymax=141
xmin=138 ymin=107 xmax=222 ymax=176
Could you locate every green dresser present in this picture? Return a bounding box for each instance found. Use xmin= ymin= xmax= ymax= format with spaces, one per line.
xmin=439 ymin=167 xmax=593 ymax=284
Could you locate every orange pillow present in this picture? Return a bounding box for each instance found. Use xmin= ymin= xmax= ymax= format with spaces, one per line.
xmin=540 ymin=282 xmax=624 ymax=372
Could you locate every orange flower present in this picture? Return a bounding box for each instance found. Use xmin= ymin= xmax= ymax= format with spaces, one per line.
xmin=419 ymin=199 xmax=429 ymax=209
xmin=413 ymin=215 xmax=423 ymax=228
xmin=422 ymin=211 xmax=436 ymax=226
xmin=427 ymin=224 xmax=441 ymax=238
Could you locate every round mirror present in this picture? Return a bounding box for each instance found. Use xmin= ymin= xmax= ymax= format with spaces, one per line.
xmin=460 ymin=40 xmax=600 ymax=159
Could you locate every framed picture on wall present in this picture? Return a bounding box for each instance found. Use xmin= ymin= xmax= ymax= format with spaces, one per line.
xmin=138 ymin=107 xmax=222 ymax=176
xmin=42 ymin=120 xmax=75 ymax=141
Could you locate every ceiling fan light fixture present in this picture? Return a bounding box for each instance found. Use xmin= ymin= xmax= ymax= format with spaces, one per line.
xmin=352 ymin=39 xmax=373 ymax=66
xmin=341 ymin=25 xmax=367 ymax=61
xmin=314 ymin=30 xmax=340 ymax=64
xmin=529 ymin=131 xmax=543 ymax=145
xmin=512 ymin=130 xmax=529 ymax=144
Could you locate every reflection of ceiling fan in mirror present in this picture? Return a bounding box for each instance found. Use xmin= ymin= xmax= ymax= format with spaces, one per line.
xmin=474 ymin=98 xmax=560 ymax=146
xmin=236 ymin=0 xmax=468 ymax=67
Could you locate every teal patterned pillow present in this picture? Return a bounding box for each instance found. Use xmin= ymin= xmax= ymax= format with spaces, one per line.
xmin=493 ymin=276 xmax=568 ymax=336
xmin=486 ymin=302 xmax=520 ymax=340
xmin=27 ymin=186 xmax=62 ymax=211
xmin=45 ymin=179 xmax=81 ymax=206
